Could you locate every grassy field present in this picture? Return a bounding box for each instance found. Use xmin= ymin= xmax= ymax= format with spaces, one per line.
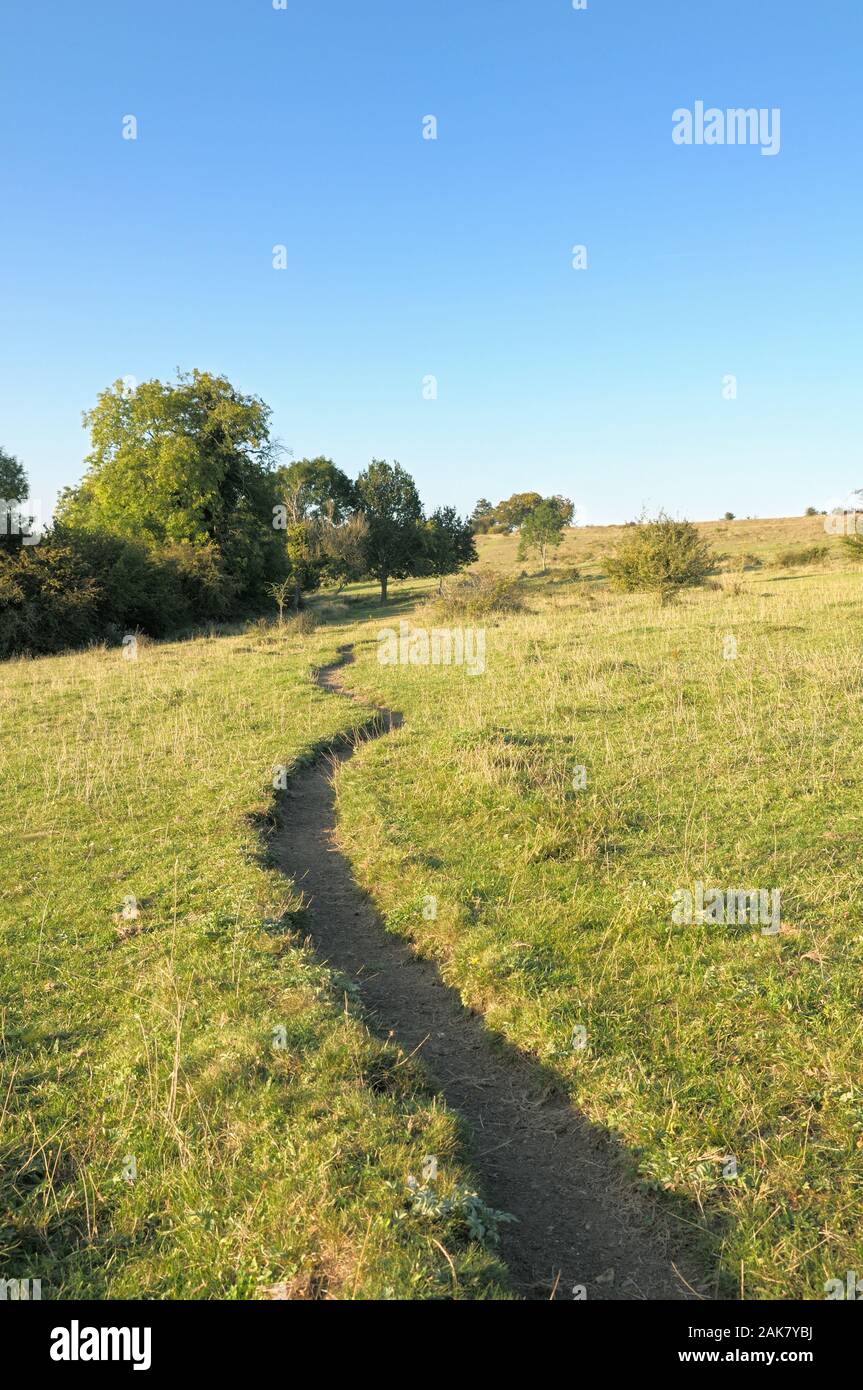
xmin=0 ymin=622 xmax=508 ymax=1299
xmin=327 ymin=515 xmax=863 ymax=1299
xmin=4 ymin=511 xmax=860 ymax=1300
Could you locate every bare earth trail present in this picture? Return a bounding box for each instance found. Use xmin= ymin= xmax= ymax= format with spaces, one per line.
xmin=273 ymin=646 xmax=709 ymax=1301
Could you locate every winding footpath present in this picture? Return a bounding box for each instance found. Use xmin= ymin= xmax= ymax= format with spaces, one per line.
xmin=273 ymin=646 xmax=707 ymax=1301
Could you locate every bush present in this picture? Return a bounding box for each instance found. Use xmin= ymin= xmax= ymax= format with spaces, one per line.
xmin=728 ymin=552 xmax=763 ymax=574
xmin=0 ymin=544 xmax=103 ymax=657
xmin=605 ymin=514 xmax=716 ymax=603
xmin=0 ymin=529 xmax=249 ymax=659
xmin=777 ymin=545 xmax=830 ymax=569
xmin=430 ymin=570 xmax=523 ymax=619
xmin=284 ymin=611 xmax=318 ymax=636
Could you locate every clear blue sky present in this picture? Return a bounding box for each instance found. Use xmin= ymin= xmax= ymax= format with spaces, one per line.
xmin=2 ymin=0 xmax=861 ymax=525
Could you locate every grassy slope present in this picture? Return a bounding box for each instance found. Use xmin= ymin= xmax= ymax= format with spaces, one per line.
xmin=333 ymin=517 xmax=863 ymax=1298
xmin=0 ymin=624 xmax=508 ymax=1299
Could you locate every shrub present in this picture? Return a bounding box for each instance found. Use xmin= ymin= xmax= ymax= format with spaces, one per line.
xmin=0 ymin=544 xmax=103 ymax=657
xmin=777 ymin=545 xmax=830 ymax=568
xmin=284 ymin=611 xmax=318 ymax=636
xmin=0 ymin=529 xmax=246 ymax=659
xmin=604 ymin=514 xmax=716 ymax=603
xmin=431 ymin=570 xmax=523 ymax=619
xmin=729 ymin=552 xmax=763 ymax=574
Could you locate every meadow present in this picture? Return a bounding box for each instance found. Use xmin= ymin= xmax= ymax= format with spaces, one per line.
xmin=0 ymin=621 xmax=508 ymax=1299
xmin=3 ymin=511 xmax=861 ymax=1300
xmin=330 ymin=515 xmax=863 ymax=1299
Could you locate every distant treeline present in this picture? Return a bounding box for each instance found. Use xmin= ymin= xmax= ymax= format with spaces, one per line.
xmin=0 ymin=370 xmax=477 ymax=658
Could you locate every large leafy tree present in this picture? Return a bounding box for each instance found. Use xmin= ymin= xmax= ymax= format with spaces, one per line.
xmin=423 ymin=507 xmax=477 ymax=591
xmin=354 ymin=459 xmax=424 ymax=603
xmin=495 ymin=491 xmax=543 ymax=532
xmin=56 ymin=370 xmax=286 ymax=601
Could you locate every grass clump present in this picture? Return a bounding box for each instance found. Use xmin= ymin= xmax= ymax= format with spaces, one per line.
xmin=777 ymin=545 xmax=830 ymax=568
xmin=430 ymin=570 xmax=523 ymax=619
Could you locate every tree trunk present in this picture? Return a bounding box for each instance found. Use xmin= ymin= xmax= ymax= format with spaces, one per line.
xmin=380 ymin=573 xmax=388 ymax=604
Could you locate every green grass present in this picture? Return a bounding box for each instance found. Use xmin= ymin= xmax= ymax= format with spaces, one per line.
xmin=0 ymin=623 xmax=509 ymax=1299
xmin=328 ymin=524 xmax=863 ymax=1299
xmin=5 ymin=512 xmax=861 ymax=1301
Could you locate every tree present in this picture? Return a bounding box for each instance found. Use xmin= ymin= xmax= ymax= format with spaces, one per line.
xmin=516 ymin=498 xmax=568 ymax=572
xmin=470 ymin=498 xmax=495 ymax=534
xmin=495 ymin=492 xmax=543 ymax=532
xmin=266 ymin=577 xmax=295 ymax=627
xmin=274 ymin=462 xmax=367 ymax=608
xmin=0 ymin=446 xmax=27 ymax=502
xmin=605 ymin=513 xmax=716 ymax=604
xmin=354 ymin=459 xmax=424 ymax=603
xmin=423 ymin=507 xmax=478 ymax=592
xmin=316 ymin=511 xmax=368 ymax=592
xmin=0 ymin=446 xmax=32 ymax=550
xmin=724 ymin=511 xmax=736 ymax=521
xmin=56 ymin=370 xmax=287 ymax=604
xmin=275 ymin=457 xmax=357 ymax=523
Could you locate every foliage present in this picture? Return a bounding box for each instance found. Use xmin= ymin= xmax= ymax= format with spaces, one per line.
xmin=354 ymin=459 xmax=424 ymax=603
xmin=275 ymin=456 xmax=358 ymax=523
xmin=605 ymin=513 xmax=716 ymax=602
xmin=423 ymin=507 xmax=478 ymax=590
xmin=778 ymin=544 xmax=830 ymax=568
xmin=430 ymin=569 xmax=523 ymax=619
xmin=494 ymin=492 xmax=543 ymax=531
xmin=56 ymin=370 xmax=287 ymax=604
xmin=516 ymin=498 xmax=568 ymax=572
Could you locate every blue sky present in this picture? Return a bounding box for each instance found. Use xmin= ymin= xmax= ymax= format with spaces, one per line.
xmin=1 ymin=0 xmax=861 ymax=525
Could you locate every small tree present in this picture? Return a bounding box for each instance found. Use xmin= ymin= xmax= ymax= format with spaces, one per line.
xmin=317 ymin=510 xmax=369 ymax=591
xmin=0 ymin=446 xmax=27 ymax=503
xmin=0 ymin=447 xmax=31 ymax=550
xmin=266 ymin=576 xmax=295 ymax=626
xmin=605 ymin=513 xmax=715 ymax=604
xmin=354 ymin=459 xmax=424 ymax=603
xmin=470 ymin=498 xmax=495 ymax=534
xmin=424 ymin=507 xmax=478 ymax=592
xmin=516 ymin=498 xmax=568 ymax=573
xmin=724 ymin=511 xmax=736 ymax=521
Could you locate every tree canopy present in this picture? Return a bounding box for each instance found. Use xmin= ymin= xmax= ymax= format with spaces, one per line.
xmin=354 ymin=459 xmax=424 ymax=603
xmin=56 ymin=370 xmax=286 ymax=601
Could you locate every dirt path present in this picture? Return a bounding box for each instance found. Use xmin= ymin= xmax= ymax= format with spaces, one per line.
xmin=272 ymin=647 xmax=709 ymax=1301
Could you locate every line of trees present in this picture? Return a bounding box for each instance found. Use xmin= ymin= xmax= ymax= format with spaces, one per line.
xmin=470 ymin=491 xmax=574 ymax=573
xmin=470 ymin=492 xmax=574 ymax=536
xmin=0 ymin=369 xmax=478 ymax=657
